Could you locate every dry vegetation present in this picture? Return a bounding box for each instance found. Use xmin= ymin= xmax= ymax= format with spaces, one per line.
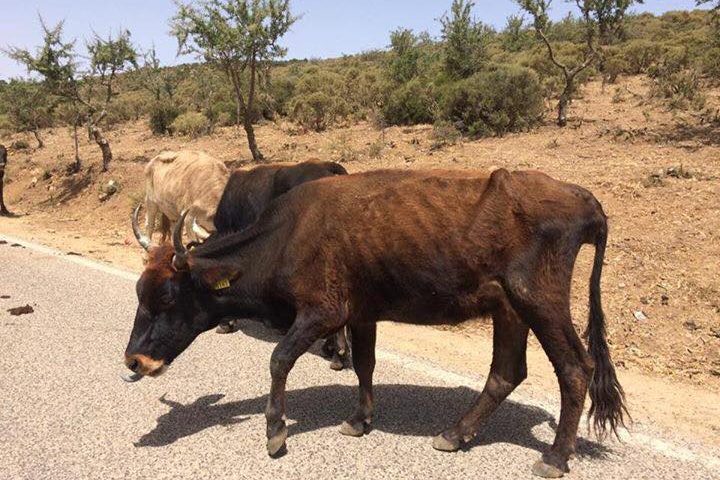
xmin=1 ymin=76 xmax=718 ymax=390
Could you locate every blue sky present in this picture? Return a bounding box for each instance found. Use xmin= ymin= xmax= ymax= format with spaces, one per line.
xmin=0 ymin=0 xmax=708 ymax=80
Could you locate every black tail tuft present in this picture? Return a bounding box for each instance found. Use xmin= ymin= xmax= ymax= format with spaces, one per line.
xmin=585 ymin=220 xmax=630 ymax=440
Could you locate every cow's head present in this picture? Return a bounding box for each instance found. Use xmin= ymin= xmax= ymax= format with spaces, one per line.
xmin=123 ymin=207 xmax=234 ymax=382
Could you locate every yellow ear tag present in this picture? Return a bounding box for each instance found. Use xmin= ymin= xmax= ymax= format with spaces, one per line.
xmin=212 ymin=278 xmax=231 ymax=290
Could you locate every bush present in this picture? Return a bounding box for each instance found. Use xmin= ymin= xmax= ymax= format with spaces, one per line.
xmin=431 ymin=119 xmax=461 ymax=148
xmin=287 ymin=69 xmax=351 ymax=131
xmin=149 ymin=102 xmax=180 ymax=135
xmin=651 ymin=68 xmax=706 ymax=110
xmin=440 ymin=65 xmax=544 ymax=137
xmin=290 ymin=92 xmax=347 ymax=131
xmin=11 ymin=139 xmax=30 ymax=150
xmin=170 ymin=111 xmax=211 ymax=137
xmin=382 ymin=78 xmax=435 ymax=126
xmin=619 ymin=39 xmax=666 ymax=74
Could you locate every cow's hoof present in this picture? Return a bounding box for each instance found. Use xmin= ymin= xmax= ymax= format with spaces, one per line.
xmin=216 ymin=321 xmax=236 ymax=334
xmin=329 ymin=358 xmax=344 ymax=371
xmin=266 ymin=425 xmax=288 ymax=457
xmin=531 ymin=460 xmax=565 ymax=478
xmin=432 ymin=433 xmax=460 ymax=452
xmin=339 ymin=420 xmax=367 ymax=437
xmin=216 ymin=325 xmax=233 ymax=334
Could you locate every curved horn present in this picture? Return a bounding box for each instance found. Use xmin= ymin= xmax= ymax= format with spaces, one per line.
xmin=132 ymin=205 xmax=152 ymax=251
xmin=172 ymin=209 xmax=190 ymax=270
xmin=191 ymin=217 xmax=211 ymax=241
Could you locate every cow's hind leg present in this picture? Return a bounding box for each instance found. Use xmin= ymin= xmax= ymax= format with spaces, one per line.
xmin=432 ymin=299 xmax=529 ymax=451
xmin=521 ymin=306 xmax=593 ymax=478
xmin=265 ymin=308 xmax=339 ymax=457
xmin=340 ymin=323 xmax=376 ymax=436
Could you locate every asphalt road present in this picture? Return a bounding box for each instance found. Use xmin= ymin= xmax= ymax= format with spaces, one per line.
xmin=1 ymin=235 xmax=718 ymax=480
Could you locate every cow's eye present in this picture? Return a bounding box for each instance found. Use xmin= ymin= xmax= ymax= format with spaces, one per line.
xmin=160 ymin=292 xmax=174 ymax=306
xmin=158 ymin=281 xmax=178 ymax=307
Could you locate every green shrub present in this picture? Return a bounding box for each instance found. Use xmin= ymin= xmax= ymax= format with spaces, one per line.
xmin=431 ymin=119 xmax=461 ymax=148
xmin=215 ymin=111 xmax=234 ymax=127
xmin=11 ymin=139 xmax=30 ymax=150
xmin=382 ymin=78 xmax=435 ymax=126
xmin=170 ymin=111 xmax=211 ymax=137
xmin=290 ymin=92 xmax=348 ymax=131
xmin=621 ymin=39 xmax=666 ymax=74
xmin=651 ymin=68 xmax=706 ymax=110
xmin=149 ymin=102 xmax=180 ymax=135
xmin=0 ymin=114 xmax=12 ymax=135
xmin=287 ymin=69 xmax=351 ymax=131
xmin=440 ymin=65 xmax=544 ymax=137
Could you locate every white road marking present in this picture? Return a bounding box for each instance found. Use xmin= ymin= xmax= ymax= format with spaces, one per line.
xmin=2 ymin=232 xmax=718 ymax=470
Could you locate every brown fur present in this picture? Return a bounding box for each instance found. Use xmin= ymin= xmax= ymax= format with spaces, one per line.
xmin=126 ymin=168 xmax=626 ymax=476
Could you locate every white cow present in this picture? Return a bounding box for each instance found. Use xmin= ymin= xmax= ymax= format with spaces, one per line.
xmin=143 ymin=150 xmax=229 ymax=242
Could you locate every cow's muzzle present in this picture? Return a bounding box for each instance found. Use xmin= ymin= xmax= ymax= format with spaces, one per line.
xmin=122 ymin=354 xmax=167 ymax=382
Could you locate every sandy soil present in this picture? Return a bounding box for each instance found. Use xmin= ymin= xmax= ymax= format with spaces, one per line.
xmin=1 ymin=75 xmax=719 ymax=394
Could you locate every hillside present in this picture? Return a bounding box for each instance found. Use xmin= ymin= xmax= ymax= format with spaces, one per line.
xmin=1 ymin=75 xmax=718 ymax=390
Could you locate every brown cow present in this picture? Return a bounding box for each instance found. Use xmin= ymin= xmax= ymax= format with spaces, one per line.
xmin=143 ymin=150 xmax=229 ymax=243
xmin=0 ymin=144 xmax=9 ymax=216
xmin=124 ymin=168 xmax=627 ymax=478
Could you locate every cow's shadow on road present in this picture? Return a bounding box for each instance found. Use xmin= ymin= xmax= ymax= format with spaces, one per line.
xmin=135 ymin=384 xmax=609 ymax=459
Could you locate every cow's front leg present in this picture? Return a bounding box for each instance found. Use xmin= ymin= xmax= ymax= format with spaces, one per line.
xmin=340 ymin=323 xmax=376 ymax=437
xmin=265 ymin=309 xmax=336 ymax=456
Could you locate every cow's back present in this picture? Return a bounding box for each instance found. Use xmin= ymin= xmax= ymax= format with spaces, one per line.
xmin=214 ymin=161 xmax=347 ymax=233
xmin=252 ymin=169 xmax=600 ymax=319
xmin=145 ymin=151 xmax=229 ymax=221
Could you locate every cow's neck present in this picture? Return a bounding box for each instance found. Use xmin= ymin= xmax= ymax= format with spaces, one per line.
xmin=194 ymin=218 xmax=291 ymax=322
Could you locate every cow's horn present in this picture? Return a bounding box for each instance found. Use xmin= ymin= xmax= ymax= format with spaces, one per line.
xmin=191 ymin=217 xmax=211 ymax=240
xmin=172 ymin=209 xmax=190 ymax=270
xmin=132 ymin=205 xmax=152 ymax=251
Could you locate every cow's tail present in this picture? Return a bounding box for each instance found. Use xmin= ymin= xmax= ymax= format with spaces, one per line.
xmin=585 ymin=217 xmax=629 ymax=440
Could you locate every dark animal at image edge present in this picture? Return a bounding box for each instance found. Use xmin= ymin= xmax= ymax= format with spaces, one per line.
xmin=0 ymin=145 xmax=10 ymax=216
xmin=123 ymin=168 xmax=627 ymax=478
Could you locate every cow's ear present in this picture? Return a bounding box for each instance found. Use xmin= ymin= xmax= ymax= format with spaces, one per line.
xmin=194 ymin=266 xmax=240 ymax=292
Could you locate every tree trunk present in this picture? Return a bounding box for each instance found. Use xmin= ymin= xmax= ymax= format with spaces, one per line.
xmin=33 ymin=129 xmax=44 ymax=149
xmin=235 ymin=93 xmax=242 ymax=127
xmin=0 ymin=147 xmax=9 ymax=215
xmin=244 ymin=55 xmax=264 ymax=162
xmin=91 ymin=126 xmax=113 ymax=172
xmin=557 ymin=93 xmax=569 ymax=127
xmin=557 ymin=75 xmax=575 ymax=127
xmin=243 ymin=117 xmax=264 ymax=162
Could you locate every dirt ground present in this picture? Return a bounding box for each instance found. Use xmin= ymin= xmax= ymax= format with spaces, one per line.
xmin=1 ymin=76 xmax=719 ymax=396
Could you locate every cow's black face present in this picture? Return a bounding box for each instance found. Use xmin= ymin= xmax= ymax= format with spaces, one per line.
xmin=123 ymin=247 xmax=214 ymax=379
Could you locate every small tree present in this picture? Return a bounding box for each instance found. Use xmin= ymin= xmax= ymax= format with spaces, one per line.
xmin=137 ymin=46 xmax=180 ymax=103
xmin=440 ymin=0 xmax=494 ymax=79
xmin=172 ymin=0 xmax=296 ymax=162
xmin=1 ymin=80 xmax=56 ymax=148
xmin=518 ymin=0 xmax=598 ymax=126
xmin=5 ymin=18 xmax=137 ymax=171
xmin=388 ymin=28 xmax=421 ymax=84
xmin=502 ymin=15 xmax=533 ymax=53
xmin=580 ymin=1 xmax=644 ymax=86
xmin=518 ymin=1 xmax=641 ymax=125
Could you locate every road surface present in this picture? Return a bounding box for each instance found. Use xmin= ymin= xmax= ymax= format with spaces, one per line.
xmin=1 ymin=234 xmax=718 ymax=479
